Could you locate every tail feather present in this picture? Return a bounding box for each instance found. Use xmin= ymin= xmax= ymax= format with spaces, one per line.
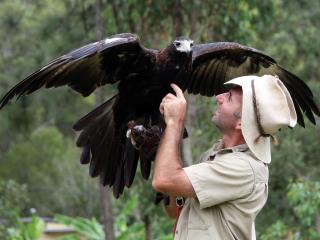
xmin=73 ymin=94 xmax=118 ymax=131
xmin=88 ymin=111 xmax=114 ymax=177
xmin=74 ymin=94 xmax=160 ymax=198
xmin=99 ymin=131 xmax=122 ymax=187
xmin=113 ymin=159 xmax=125 ymax=198
xmin=124 ymin=139 xmax=139 ymax=187
xmin=139 ymin=152 xmax=152 ymax=180
xmin=80 ymin=146 xmax=91 ymax=164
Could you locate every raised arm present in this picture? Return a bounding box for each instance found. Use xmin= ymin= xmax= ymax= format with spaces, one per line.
xmin=152 ymin=84 xmax=195 ymax=198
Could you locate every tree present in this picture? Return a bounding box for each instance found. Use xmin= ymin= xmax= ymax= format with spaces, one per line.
xmin=0 ymin=180 xmax=29 ymax=239
xmin=0 ymin=126 xmax=100 ymax=217
xmin=260 ymin=179 xmax=320 ymax=239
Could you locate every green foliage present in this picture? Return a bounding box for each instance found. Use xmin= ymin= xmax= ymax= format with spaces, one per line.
xmin=260 ymin=220 xmax=291 ymax=240
xmin=113 ymin=169 xmax=174 ymax=239
xmin=260 ymin=179 xmax=320 ymax=239
xmin=55 ymin=194 xmax=148 ymax=240
xmin=288 ymin=179 xmax=320 ymax=232
xmin=0 ymin=180 xmax=29 ymax=239
xmin=191 ymin=96 xmax=220 ymax=158
xmin=55 ymin=215 xmax=105 ymax=240
xmin=0 ymin=126 xmax=100 ymax=216
xmin=7 ymin=216 xmax=45 ymax=240
xmin=114 ymin=194 xmax=145 ymax=240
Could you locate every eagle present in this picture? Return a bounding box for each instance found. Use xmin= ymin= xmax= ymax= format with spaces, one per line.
xmin=0 ymin=33 xmax=319 ymax=198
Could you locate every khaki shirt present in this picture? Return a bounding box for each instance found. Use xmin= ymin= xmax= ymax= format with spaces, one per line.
xmin=175 ymin=141 xmax=269 ymax=240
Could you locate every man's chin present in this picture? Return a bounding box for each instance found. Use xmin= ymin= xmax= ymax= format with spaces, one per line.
xmin=212 ymin=118 xmax=221 ymax=130
xmin=212 ymin=114 xmax=219 ymax=123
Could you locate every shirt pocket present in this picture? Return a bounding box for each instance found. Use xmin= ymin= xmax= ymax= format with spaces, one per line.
xmin=188 ymin=225 xmax=212 ymax=240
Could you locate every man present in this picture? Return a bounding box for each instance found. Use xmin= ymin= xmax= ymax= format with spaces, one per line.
xmin=152 ymin=75 xmax=297 ymax=239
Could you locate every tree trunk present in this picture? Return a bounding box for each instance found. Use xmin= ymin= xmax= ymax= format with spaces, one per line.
xmin=170 ymin=0 xmax=195 ymax=166
xmin=172 ymin=0 xmax=183 ymax=37
xmin=95 ymin=0 xmax=105 ymax=40
xmin=182 ymin=94 xmax=196 ymax=166
xmin=182 ymin=8 xmax=200 ymax=167
xmin=95 ymin=1 xmax=116 ymax=240
xmin=143 ymin=215 xmax=152 ymax=240
xmin=99 ymin=184 xmax=115 ymax=240
xmin=316 ymin=213 xmax=320 ymax=235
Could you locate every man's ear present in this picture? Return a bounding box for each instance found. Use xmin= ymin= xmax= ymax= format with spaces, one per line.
xmin=235 ymin=119 xmax=241 ymax=130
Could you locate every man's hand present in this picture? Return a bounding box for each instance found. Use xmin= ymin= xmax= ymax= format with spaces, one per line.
xmin=159 ymin=84 xmax=187 ymax=127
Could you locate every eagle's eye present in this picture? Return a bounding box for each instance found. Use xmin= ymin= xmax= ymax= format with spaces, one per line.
xmin=190 ymin=42 xmax=194 ymax=47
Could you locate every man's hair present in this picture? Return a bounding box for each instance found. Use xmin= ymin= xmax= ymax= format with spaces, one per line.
xmin=232 ymin=86 xmax=242 ymax=119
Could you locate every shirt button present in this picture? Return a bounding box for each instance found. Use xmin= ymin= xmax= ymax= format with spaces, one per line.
xmin=176 ymin=230 xmax=178 ymax=234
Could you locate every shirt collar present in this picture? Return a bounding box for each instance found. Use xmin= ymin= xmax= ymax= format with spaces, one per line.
xmin=209 ymin=139 xmax=249 ymax=158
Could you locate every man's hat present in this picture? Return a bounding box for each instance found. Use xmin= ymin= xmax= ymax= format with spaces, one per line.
xmin=225 ymin=75 xmax=297 ymax=164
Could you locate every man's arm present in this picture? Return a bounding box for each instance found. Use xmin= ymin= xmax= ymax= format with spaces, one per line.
xmin=152 ymin=84 xmax=196 ymax=198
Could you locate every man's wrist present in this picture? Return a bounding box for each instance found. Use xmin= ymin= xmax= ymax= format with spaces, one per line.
xmin=165 ymin=121 xmax=184 ymax=142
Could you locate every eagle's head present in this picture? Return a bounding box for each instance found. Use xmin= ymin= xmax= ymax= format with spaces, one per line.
xmin=172 ymin=37 xmax=194 ymax=54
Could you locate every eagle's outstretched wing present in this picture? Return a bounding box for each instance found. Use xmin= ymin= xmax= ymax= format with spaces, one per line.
xmin=0 ymin=33 xmax=159 ymax=198
xmin=189 ymin=42 xmax=320 ymax=127
xmin=0 ymin=33 xmax=154 ymax=108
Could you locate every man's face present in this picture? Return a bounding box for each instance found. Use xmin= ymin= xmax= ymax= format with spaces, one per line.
xmin=212 ymin=87 xmax=243 ymax=132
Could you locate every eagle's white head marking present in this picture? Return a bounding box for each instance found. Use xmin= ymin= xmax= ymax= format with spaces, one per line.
xmin=104 ymin=37 xmax=123 ymax=44
xmin=173 ymin=39 xmax=194 ymax=53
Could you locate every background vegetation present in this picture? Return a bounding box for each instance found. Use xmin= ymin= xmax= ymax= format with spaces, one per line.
xmin=0 ymin=0 xmax=319 ymax=239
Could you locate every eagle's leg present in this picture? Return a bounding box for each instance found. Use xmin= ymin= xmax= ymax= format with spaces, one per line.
xmin=154 ymin=114 xmax=188 ymax=138
xmin=126 ymin=113 xmax=187 ymax=157
xmin=126 ymin=122 xmax=147 ymax=149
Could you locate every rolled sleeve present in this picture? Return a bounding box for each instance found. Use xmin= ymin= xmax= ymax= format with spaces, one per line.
xmin=183 ymin=156 xmax=254 ymax=209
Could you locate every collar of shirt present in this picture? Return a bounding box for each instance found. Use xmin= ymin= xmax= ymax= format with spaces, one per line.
xmin=209 ymin=139 xmax=249 ymax=160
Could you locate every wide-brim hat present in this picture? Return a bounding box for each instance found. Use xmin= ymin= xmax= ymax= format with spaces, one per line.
xmin=225 ymin=75 xmax=297 ymax=164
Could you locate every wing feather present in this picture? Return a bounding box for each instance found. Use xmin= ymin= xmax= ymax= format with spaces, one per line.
xmin=190 ymin=42 xmax=320 ymax=126
xmin=201 ymin=58 xmax=218 ymax=96
xmin=0 ymin=33 xmax=154 ymax=109
xmin=207 ymin=58 xmax=222 ymax=96
xmin=188 ymin=66 xmax=200 ymax=92
xmin=192 ymin=64 xmax=207 ymax=94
